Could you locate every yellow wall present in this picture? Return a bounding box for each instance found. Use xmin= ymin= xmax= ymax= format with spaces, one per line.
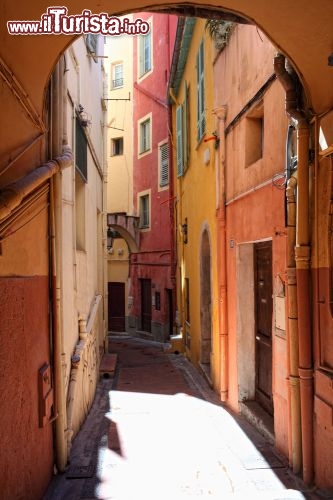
xmin=107 ymin=238 xmax=130 ymax=317
xmin=105 ymin=18 xmax=134 ymax=215
xmin=173 ymin=19 xmax=219 ymax=390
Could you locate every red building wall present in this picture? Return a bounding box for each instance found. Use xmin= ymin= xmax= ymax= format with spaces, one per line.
xmin=129 ymin=13 xmax=177 ymax=341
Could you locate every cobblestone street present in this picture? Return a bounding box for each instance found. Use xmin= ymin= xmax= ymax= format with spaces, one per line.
xmin=44 ymin=336 xmax=326 ymax=500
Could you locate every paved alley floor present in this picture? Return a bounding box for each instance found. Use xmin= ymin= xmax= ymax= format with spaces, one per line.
xmin=44 ymin=335 xmax=328 ymax=500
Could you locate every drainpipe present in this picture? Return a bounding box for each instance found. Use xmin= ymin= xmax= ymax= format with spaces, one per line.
xmin=51 ymin=57 xmax=67 ymax=472
xmin=274 ymin=53 xmax=313 ymax=484
xmin=214 ymin=105 xmax=228 ymax=402
xmin=285 ymin=172 xmax=302 ymax=474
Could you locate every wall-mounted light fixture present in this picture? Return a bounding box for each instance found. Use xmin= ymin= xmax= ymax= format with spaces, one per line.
xmin=107 ymin=226 xmax=114 ymax=251
xmin=78 ymin=104 xmax=91 ymax=127
xmin=181 ymin=218 xmax=188 ymax=244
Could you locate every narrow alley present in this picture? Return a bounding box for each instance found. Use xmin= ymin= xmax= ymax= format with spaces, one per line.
xmin=44 ymin=336 xmax=322 ymax=500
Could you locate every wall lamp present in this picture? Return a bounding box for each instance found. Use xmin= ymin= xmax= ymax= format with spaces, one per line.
xmin=181 ymin=218 xmax=188 ymax=244
xmin=107 ymin=227 xmax=121 ymax=251
xmin=78 ymin=104 xmax=91 ymax=127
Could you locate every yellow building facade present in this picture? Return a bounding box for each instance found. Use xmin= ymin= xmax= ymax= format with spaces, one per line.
xmin=105 ymin=27 xmax=134 ymax=332
xmin=169 ymin=18 xmax=220 ymax=390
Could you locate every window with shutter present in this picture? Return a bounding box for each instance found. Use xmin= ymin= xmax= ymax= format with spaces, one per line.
xmin=112 ymin=63 xmax=124 ymax=88
xmin=176 ymin=105 xmax=183 ymax=177
xmin=159 ymin=142 xmax=169 ymax=187
xmin=140 ymin=118 xmax=151 ymax=153
xmin=139 ymin=30 xmax=152 ymax=77
xmin=85 ymin=34 xmax=99 ymax=63
xmin=196 ymin=41 xmax=205 ymax=141
xmin=139 ymin=194 xmax=150 ymax=228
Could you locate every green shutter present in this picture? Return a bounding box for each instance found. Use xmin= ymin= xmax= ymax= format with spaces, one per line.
xmin=176 ymin=105 xmax=183 ymax=177
xmin=197 ymin=41 xmax=205 ymax=141
xmin=183 ymin=80 xmax=189 ymax=170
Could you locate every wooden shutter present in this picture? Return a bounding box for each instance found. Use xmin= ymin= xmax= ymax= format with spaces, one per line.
xmin=159 ymin=143 xmax=169 ymax=187
xmin=176 ymin=105 xmax=183 ymax=177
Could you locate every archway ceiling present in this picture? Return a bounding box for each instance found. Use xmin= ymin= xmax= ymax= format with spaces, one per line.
xmin=1 ymin=0 xmax=333 ymax=179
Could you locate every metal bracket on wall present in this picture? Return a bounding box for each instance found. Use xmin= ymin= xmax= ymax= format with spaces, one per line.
xmin=38 ymin=363 xmax=54 ymax=428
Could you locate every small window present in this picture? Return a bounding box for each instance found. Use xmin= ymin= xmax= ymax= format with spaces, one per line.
xmin=245 ymin=103 xmax=264 ymax=167
xmin=140 ymin=118 xmax=151 ymax=153
xmin=159 ymin=142 xmax=169 ymax=187
xmin=139 ymin=30 xmax=152 ymax=76
xmin=139 ymin=194 xmax=150 ymax=228
xmin=111 ymin=137 xmax=124 ymax=156
xmin=112 ymin=63 xmax=124 ymax=89
xmin=85 ymin=34 xmax=99 ymax=63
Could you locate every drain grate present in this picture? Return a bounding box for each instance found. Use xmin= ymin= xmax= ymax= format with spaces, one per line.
xmin=241 ymin=447 xmax=285 ymax=470
xmin=66 ymin=464 xmax=95 ymax=479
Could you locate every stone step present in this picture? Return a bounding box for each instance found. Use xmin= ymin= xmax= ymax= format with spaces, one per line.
xmin=99 ymin=353 xmax=117 ymax=378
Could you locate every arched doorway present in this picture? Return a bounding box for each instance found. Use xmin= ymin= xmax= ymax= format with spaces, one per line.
xmin=200 ymin=228 xmax=212 ymax=380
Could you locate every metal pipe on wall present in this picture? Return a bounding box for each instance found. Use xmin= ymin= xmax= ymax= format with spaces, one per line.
xmin=274 ymin=53 xmax=313 ymax=484
xmin=51 ymin=57 xmax=67 ymax=472
xmin=285 ymin=173 xmax=302 ymax=474
xmin=214 ymin=105 xmax=228 ymax=402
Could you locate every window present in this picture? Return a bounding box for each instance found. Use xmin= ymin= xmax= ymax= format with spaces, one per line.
xmin=196 ymin=41 xmax=205 ymax=141
xmin=159 ymin=142 xmax=169 ymax=187
xmin=111 ymin=137 xmax=123 ymax=156
xmin=140 ymin=118 xmax=151 ymax=154
xmin=75 ymin=117 xmax=87 ymax=181
xmin=245 ymin=102 xmax=264 ymax=166
xmin=112 ymin=63 xmax=123 ymax=88
xmin=85 ymin=34 xmax=99 ymax=63
xmin=139 ymin=194 xmax=150 ymax=228
xmin=139 ymin=29 xmax=152 ymax=77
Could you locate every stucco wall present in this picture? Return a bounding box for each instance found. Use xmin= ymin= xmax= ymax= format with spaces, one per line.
xmin=173 ymin=18 xmax=219 ymax=388
xmin=0 ymin=207 xmax=53 ymax=499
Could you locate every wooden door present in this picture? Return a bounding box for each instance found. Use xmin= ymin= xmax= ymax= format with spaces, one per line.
xmin=108 ymin=282 xmax=125 ymax=332
xmin=254 ymin=242 xmax=273 ymax=415
xmin=141 ymin=279 xmax=152 ymax=332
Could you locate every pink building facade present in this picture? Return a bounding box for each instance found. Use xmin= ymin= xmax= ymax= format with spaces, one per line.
xmin=127 ymin=13 xmax=177 ymax=341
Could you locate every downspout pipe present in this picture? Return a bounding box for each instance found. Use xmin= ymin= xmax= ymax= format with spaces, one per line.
xmin=274 ymin=53 xmax=313 ymax=484
xmin=214 ymin=105 xmax=228 ymax=402
xmin=51 ymin=57 xmax=68 ymax=472
xmin=286 ymin=173 xmax=302 ymax=474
